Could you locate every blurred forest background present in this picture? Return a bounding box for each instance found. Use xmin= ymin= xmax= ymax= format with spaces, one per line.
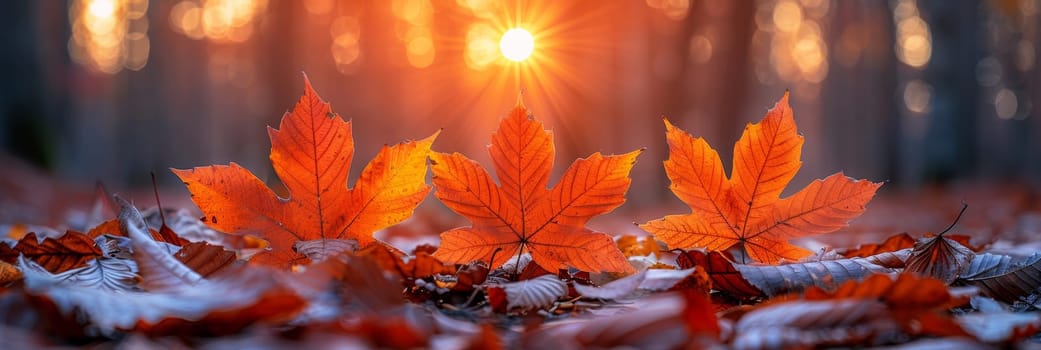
xmin=1 ymin=0 xmax=1040 ymax=228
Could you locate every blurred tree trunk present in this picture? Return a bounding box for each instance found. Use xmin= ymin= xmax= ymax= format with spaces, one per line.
xmin=822 ymin=1 xmax=900 ymax=183
xmin=643 ymin=1 xmax=754 ymax=205
xmin=915 ymin=0 xmax=982 ymax=184
xmin=0 ymin=2 xmax=55 ymax=169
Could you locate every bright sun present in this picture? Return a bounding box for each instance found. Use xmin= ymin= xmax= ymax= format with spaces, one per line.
xmin=500 ymin=28 xmax=534 ymax=62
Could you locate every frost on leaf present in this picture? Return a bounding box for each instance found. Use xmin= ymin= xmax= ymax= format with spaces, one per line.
xmin=116 ymin=196 xmax=204 ymax=292
xmin=575 ymin=269 xmax=647 ymax=300
xmin=487 ymin=274 xmax=567 ymax=311
xmin=20 ymin=256 xmax=304 ymax=336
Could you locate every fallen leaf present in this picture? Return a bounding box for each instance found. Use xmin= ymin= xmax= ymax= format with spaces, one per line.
xmin=0 ymin=231 xmax=103 ymax=273
xmin=678 ymin=250 xmax=761 ymax=298
xmin=355 ymin=243 xmax=455 ymax=282
xmin=735 ymin=273 xmax=969 ymax=349
xmin=733 ymin=299 xmax=901 ymax=349
xmin=642 ymin=93 xmax=881 ymax=263
xmin=638 ymin=268 xmax=712 ymax=295
xmin=575 ymin=269 xmax=647 ymax=299
xmin=680 ymin=250 xmax=898 ymax=297
xmin=174 ymin=242 xmax=238 ymax=277
xmin=960 ymin=253 xmax=1041 ymax=304
xmin=802 ymin=273 xmax=969 ymax=337
xmin=174 ymin=76 xmax=437 ymax=268
xmin=144 ymin=207 xmax=264 ymax=252
xmin=19 ymin=256 xmax=138 ymax=292
xmin=837 ymin=232 xmax=915 ymax=258
xmin=957 ymin=296 xmax=1041 ymax=344
xmin=116 ymin=196 xmax=203 ymax=292
xmin=905 ymin=234 xmax=975 ymax=284
xmin=487 ymin=274 xmax=567 ymax=312
xmin=20 ymin=256 xmax=303 ymax=336
xmin=431 ymin=99 xmax=640 ymax=274
xmin=453 ymin=262 xmax=489 ymax=291
xmin=525 ymin=292 xmax=721 ymax=349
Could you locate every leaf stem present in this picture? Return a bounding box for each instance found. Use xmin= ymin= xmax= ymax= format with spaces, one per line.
xmin=938 ymin=202 xmax=968 ymax=236
xmin=150 ymin=172 xmax=167 ymax=228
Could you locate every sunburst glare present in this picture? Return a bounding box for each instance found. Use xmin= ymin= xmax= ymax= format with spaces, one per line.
xmin=500 ymin=28 xmax=534 ymax=62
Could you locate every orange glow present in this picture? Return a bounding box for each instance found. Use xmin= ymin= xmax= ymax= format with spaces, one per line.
xmin=755 ymin=0 xmax=830 ymax=85
xmin=69 ymin=0 xmax=150 ymax=74
xmin=391 ymin=0 xmax=436 ymax=68
xmin=330 ymin=16 xmax=362 ymax=74
xmin=893 ymin=0 xmax=931 ymax=68
xmin=646 ymin=0 xmax=691 ymax=21
xmin=168 ymin=0 xmax=267 ymax=43
xmin=465 ymin=23 xmax=500 ymax=69
xmin=499 ymin=28 xmax=534 ymax=62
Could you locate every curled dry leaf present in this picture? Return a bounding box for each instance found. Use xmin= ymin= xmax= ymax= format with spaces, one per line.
xmin=526 ymin=292 xmax=721 ymax=349
xmin=0 ymin=231 xmax=102 ymax=273
xmin=905 ymin=234 xmax=975 ymax=284
xmin=680 ymin=250 xmax=897 ymax=297
xmin=487 ymin=274 xmax=567 ymax=311
xmin=431 ymin=99 xmax=640 ymax=273
xmin=21 ymin=256 xmax=138 ymax=292
xmin=734 ymin=299 xmax=899 ymax=349
xmin=735 ymin=273 xmax=971 ymax=349
xmin=642 ymin=94 xmax=881 ymax=264
xmin=293 ymin=251 xmax=407 ymax=315
xmin=638 ymin=268 xmax=712 ymax=294
xmin=174 ymin=76 xmax=437 ymax=268
xmin=678 ymin=250 xmax=761 ymax=297
xmin=454 ymin=262 xmax=489 ymax=291
xmin=145 ymin=207 xmax=267 ymax=254
xmin=837 ymin=232 xmax=915 ymax=258
xmin=116 ymin=196 xmax=203 ymax=292
xmin=957 ymin=296 xmax=1041 ymax=344
xmin=355 ymin=243 xmax=455 ymax=282
xmin=174 ymin=242 xmax=238 ymax=277
xmin=803 ymin=273 xmax=969 ymax=337
xmin=959 ymin=253 xmax=1041 ymax=304
xmin=21 ymin=256 xmax=304 ymax=336
xmin=574 ymin=269 xmax=647 ymax=299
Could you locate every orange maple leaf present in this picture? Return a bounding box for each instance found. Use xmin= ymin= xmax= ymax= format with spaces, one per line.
xmin=173 ymin=76 xmax=437 ymax=267
xmin=641 ymin=93 xmax=881 ymax=264
xmin=431 ymin=99 xmax=640 ymax=274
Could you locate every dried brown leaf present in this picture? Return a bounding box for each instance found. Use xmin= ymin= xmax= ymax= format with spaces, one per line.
xmin=0 ymin=231 xmax=102 ymax=273
xmin=680 ymin=250 xmax=896 ymax=297
xmin=905 ymin=235 xmax=974 ymax=283
xmin=488 ymin=275 xmax=567 ymax=311
xmin=957 ymin=296 xmax=1041 ymax=344
xmin=117 ymin=196 xmax=203 ymax=292
xmin=21 ymin=256 xmax=303 ymax=336
xmin=838 ymin=232 xmax=915 ymax=258
xmin=960 ymin=253 xmax=1041 ymax=304
xmin=575 ymin=270 xmax=647 ymax=299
